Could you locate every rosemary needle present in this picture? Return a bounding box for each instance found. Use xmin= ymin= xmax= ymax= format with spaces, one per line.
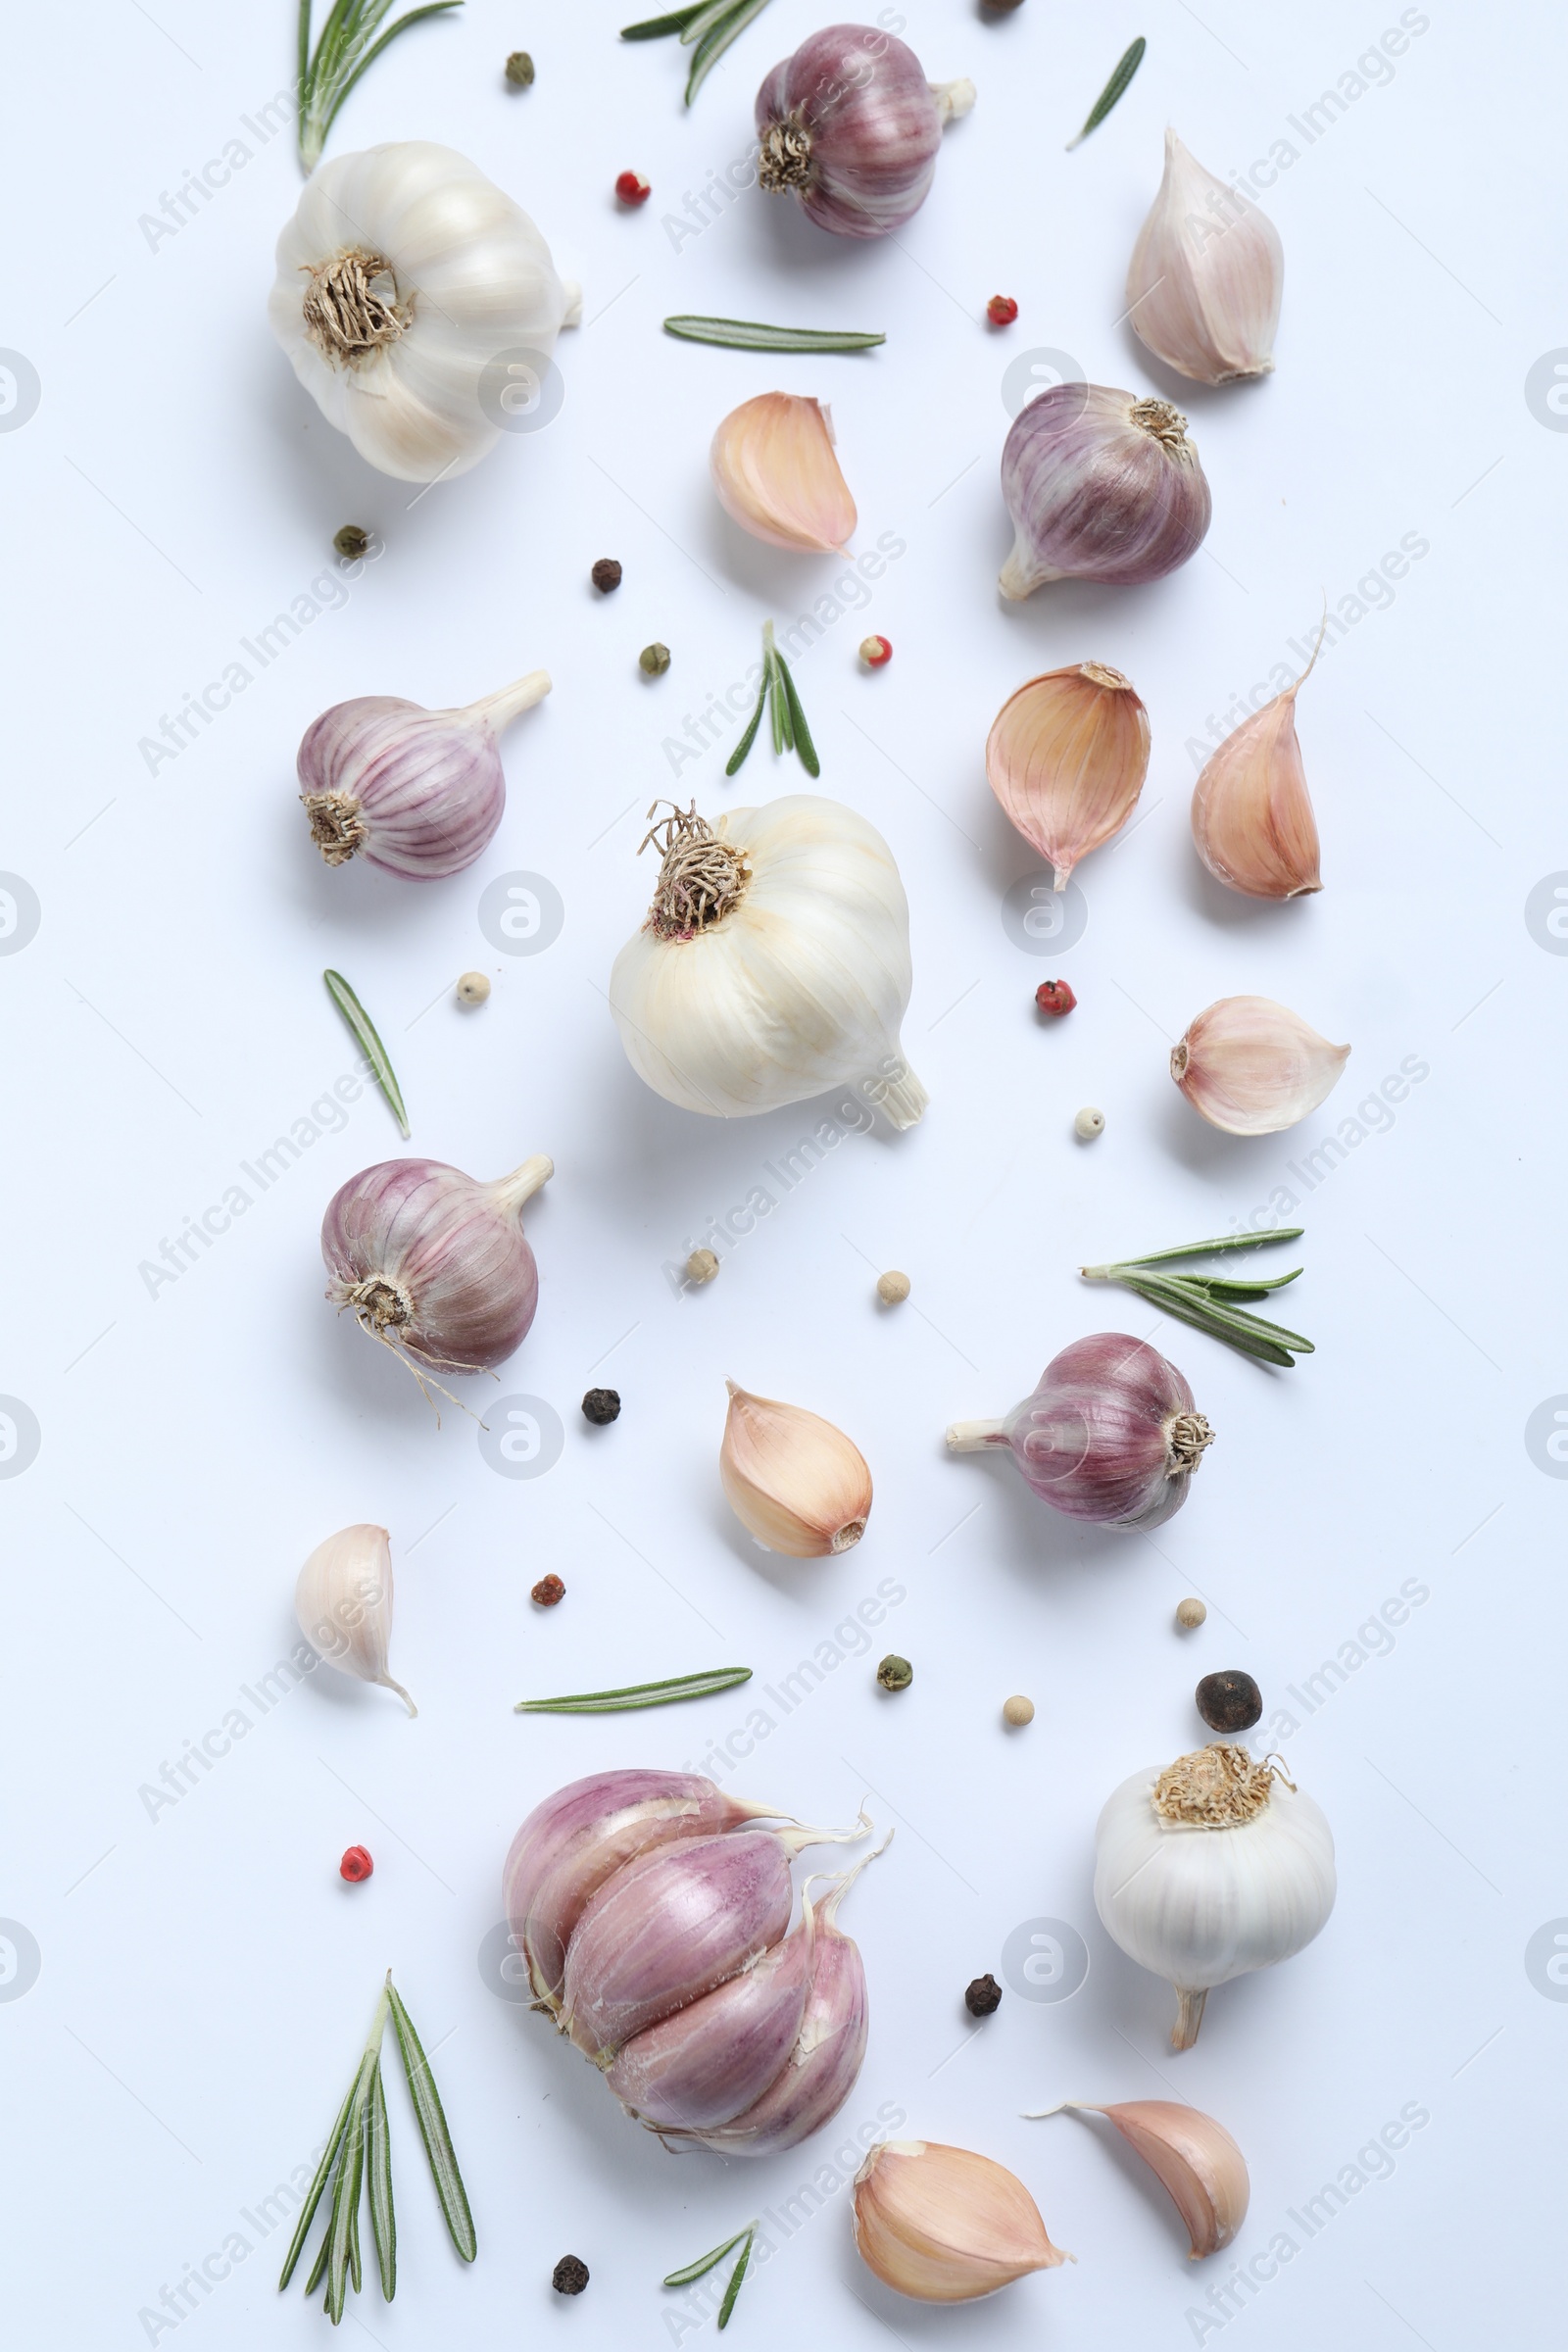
xmin=1080 ymin=1228 xmax=1313 ymax=1366
xmin=323 ymin=969 xmax=410 ymax=1137
xmin=1067 ymin=34 xmax=1146 ymax=149
xmin=664 ymin=315 xmax=886 ymax=353
xmin=515 ymin=1667 xmax=753 ymax=1714
xmin=297 ymin=0 xmax=464 ymax=172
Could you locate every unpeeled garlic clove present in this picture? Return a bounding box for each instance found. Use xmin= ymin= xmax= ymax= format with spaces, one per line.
xmin=294 ymin=1523 xmax=416 ymax=1715
xmin=853 ymin=2139 xmax=1071 ymax=2302
xmin=1029 ymin=2100 xmax=1249 ymax=2258
xmin=721 ymin=1380 xmax=872 ymax=1556
xmin=1192 ymin=664 xmax=1320 ymax=899
xmin=1127 ymin=130 xmax=1284 ymax=385
xmin=986 ymin=662 xmax=1151 ymax=888
xmin=1172 ymin=996 xmax=1349 ymax=1135
xmin=710 ymin=392 xmax=857 ymax=553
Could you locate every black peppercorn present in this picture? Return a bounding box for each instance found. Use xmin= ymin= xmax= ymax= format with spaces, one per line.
xmin=591 ymin=558 xmax=622 ymax=592
xmin=333 ymin=524 xmax=370 ymax=560
xmin=1196 ymin=1669 xmax=1262 ymax=1734
xmin=552 ymin=2255 xmax=589 ymax=2295
xmin=964 ymin=1973 xmax=1002 ymax=2017
xmin=581 ymin=1388 xmax=621 ymax=1425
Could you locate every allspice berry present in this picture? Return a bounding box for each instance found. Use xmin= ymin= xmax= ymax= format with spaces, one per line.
xmin=1176 ymin=1596 xmax=1207 ymax=1631
xmin=581 ymin=1388 xmax=621 ymax=1425
xmin=551 ymin=2255 xmax=589 ymax=2295
xmin=876 ymin=1269 xmax=910 ymax=1304
xmin=876 ymin=1654 xmax=913 ymax=1691
xmin=531 ymin=1574 xmax=565 ymax=1607
xmin=1196 ymin=1669 xmax=1262 ymax=1734
xmin=685 ymin=1247 xmax=719 ymax=1285
xmin=591 ymin=558 xmax=622 ymax=592
xmin=964 ymin=1973 xmax=1003 ymax=2016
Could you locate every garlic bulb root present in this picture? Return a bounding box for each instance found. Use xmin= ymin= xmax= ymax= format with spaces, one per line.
xmin=610 ymin=794 xmax=927 ymax=1126
xmin=1000 ymin=383 xmax=1211 ymax=597
xmin=721 ymin=1380 xmax=873 ymax=1556
xmin=294 ymin=1523 xmax=416 ymax=1714
xmin=1128 ymin=131 xmax=1284 ymax=386
xmin=1172 ymin=997 xmax=1349 ymax=1135
xmin=986 ymin=662 xmax=1151 ymax=888
xmin=710 ymin=393 xmax=857 ymax=553
xmin=853 ymin=2140 xmax=1071 ymax=2301
xmin=1028 ymin=2099 xmax=1249 ymax=2258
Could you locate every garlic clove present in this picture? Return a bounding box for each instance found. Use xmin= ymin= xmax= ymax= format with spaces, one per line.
xmin=294 ymin=1524 xmax=416 ymax=1715
xmin=853 ymin=2140 xmax=1071 ymax=2302
xmin=1172 ymin=997 xmax=1349 ymax=1135
xmin=1191 ymin=664 xmax=1320 ymax=900
xmin=1032 ymin=2100 xmax=1249 ymax=2258
xmin=710 ymin=393 xmax=857 ymax=554
xmin=721 ymin=1380 xmax=873 ymax=1556
xmin=1128 ymin=130 xmax=1284 ymax=386
xmin=605 ymin=1906 xmax=813 ymax=2132
xmin=986 ymin=662 xmax=1151 ymax=888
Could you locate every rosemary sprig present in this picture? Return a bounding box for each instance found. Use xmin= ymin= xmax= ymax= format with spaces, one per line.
xmin=727 ymin=622 xmax=820 ymax=778
xmin=664 ymin=2223 xmax=758 ymax=2328
xmin=515 ymin=1667 xmax=753 ymax=1714
xmin=297 ymin=0 xmax=464 ymax=173
xmin=1067 ymin=34 xmax=1146 ymax=149
xmin=620 ymin=0 xmax=774 ymax=103
xmin=279 ymin=1974 xmax=474 ymax=2322
xmin=1080 ymin=1228 xmax=1313 ymax=1367
xmin=323 ymin=969 xmax=409 ymax=1138
xmin=664 ymin=316 xmax=886 ymax=354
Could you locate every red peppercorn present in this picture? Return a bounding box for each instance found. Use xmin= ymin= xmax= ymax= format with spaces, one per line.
xmin=615 ymin=172 xmax=651 ymax=206
xmin=1035 ymin=979 xmax=1076 ymax=1016
xmin=987 ymin=295 xmax=1019 ymax=326
xmin=859 ymin=634 xmax=893 ymax=668
xmin=339 ymin=1845 xmax=373 ymax=1883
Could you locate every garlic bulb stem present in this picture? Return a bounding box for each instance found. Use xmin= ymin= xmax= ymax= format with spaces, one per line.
xmin=486 ymin=1153 xmax=554 ymax=1215
xmin=465 ymin=669 xmax=553 ymax=731
xmin=1173 ymin=1989 xmax=1208 ymax=2050
xmin=945 ymin=1419 xmax=1008 ymax=1450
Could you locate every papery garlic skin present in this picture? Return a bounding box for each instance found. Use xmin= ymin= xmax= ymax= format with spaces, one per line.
xmin=1000 ymin=384 xmax=1211 ymax=597
xmin=986 ymin=663 xmax=1151 ymax=888
xmin=853 ymin=2141 xmax=1070 ymax=2302
xmin=610 ymin=796 xmax=927 ymax=1127
xmin=948 ymin=1334 xmax=1212 ymax=1531
xmin=1128 ymin=131 xmax=1284 ymax=386
xmin=269 ymin=142 xmax=580 ymax=484
xmin=1172 ymin=998 xmax=1349 ymax=1135
xmin=502 ymin=1770 xmax=786 ymax=2007
xmin=299 ymin=673 xmax=551 ymax=879
xmin=1039 ymin=2100 xmax=1249 ymax=2258
xmin=294 ymin=1523 xmax=415 ymax=1714
xmin=1191 ymin=671 xmax=1320 ymax=899
xmin=1095 ymin=1744 xmax=1336 ymax=2048
xmin=321 ymin=1152 xmax=551 ymax=1382
xmin=756 ymin=25 xmax=974 ymax=240
xmin=721 ymin=1381 xmax=873 ymax=1556
xmin=710 ymin=394 xmax=857 ymax=553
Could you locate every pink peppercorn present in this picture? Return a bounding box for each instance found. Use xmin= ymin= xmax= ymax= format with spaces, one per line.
xmin=1035 ymin=979 xmax=1076 ymax=1016
xmin=339 ymin=1845 xmax=373 ymax=1883
xmin=615 ymin=172 xmax=651 ymax=206
xmin=987 ymin=295 xmax=1019 ymax=326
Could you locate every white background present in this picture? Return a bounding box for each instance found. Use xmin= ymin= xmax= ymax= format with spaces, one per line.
xmin=1 ymin=0 xmax=1561 ymax=2345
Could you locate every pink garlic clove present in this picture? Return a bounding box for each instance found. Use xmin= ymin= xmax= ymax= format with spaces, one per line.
xmin=298 ymin=670 xmax=550 ymax=880
xmin=948 ymin=1334 xmax=1213 ymax=1530
xmin=605 ymin=1907 xmax=813 ymax=2132
xmin=999 ymin=384 xmax=1211 ymax=597
xmin=1191 ymin=664 xmax=1322 ymax=900
xmin=710 ymin=393 xmax=857 ymax=554
xmin=1172 ymin=996 xmax=1350 ymax=1135
xmin=755 ymin=25 xmax=974 ymax=241
xmin=502 ymin=1770 xmax=789 ymax=2009
xmin=321 ymin=1151 xmax=551 ymax=1396
xmin=986 ymin=662 xmax=1151 ymax=889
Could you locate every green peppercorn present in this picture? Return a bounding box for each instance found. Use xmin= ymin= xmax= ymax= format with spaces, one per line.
xmin=876 ymin=1654 xmax=912 ymax=1692
xmin=505 ymin=50 xmax=535 ymax=87
xmin=333 ymin=524 xmax=371 ymax=560
xmin=639 ymin=642 xmax=671 ymax=676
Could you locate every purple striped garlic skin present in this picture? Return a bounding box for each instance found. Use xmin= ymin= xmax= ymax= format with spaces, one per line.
xmin=502 ymin=1771 xmax=784 ymax=2007
xmin=321 ymin=1152 xmax=550 ymax=1377
xmin=562 ymin=1830 xmax=798 ymax=2062
xmin=606 ymin=1910 xmax=813 ymax=2132
xmin=298 ymin=670 xmax=550 ymax=879
xmin=999 ymin=384 xmax=1211 ymax=597
xmin=680 ymin=1873 xmax=870 ymax=2156
xmin=755 ymin=26 xmax=972 ymax=241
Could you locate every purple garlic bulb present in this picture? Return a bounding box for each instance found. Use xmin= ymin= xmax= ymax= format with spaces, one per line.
xmin=321 ymin=1151 xmax=551 ymax=1389
xmin=999 ymin=385 xmax=1211 ymax=598
xmin=298 ymin=668 xmax=550 ymax=878
xmin=504 ymin=1773 xmax=882 ymax=2156
xmin=947 ymin=1333 xmax=1213 ymax=1530
xmin=756 ymin=24 xmax=974 ymax=240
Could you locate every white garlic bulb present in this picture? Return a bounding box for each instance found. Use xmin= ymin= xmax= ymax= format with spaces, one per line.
xmin=269 ymin=142 xmax=581 ymax=484
xmin=1094 ymin=1744 xmax=1335 ymax=2048
xmin=294 ymin=1524 xmax=416 ymax=1715
xmin=609 ymin=798 xmax=927 ymax=1127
